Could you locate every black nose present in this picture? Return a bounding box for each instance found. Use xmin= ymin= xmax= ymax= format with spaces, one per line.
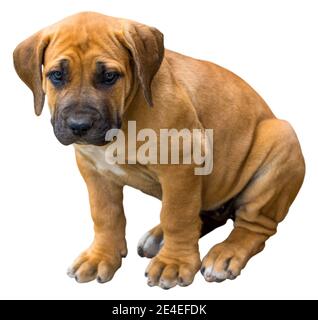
xmin=67 ymin=116 xmax=93 ymax=136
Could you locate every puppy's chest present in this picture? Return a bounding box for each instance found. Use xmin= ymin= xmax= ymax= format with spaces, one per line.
xmin=76 ymin=145 xmax=162 ymax=198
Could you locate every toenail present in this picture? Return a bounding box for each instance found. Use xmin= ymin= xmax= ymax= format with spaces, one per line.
xmin=228 ymin=271 xmax=236 ymax=280
xmin=147 ymin=280 xmax=155 ymax=287
xmin=137 ymin=247 xmax=144 ymax=257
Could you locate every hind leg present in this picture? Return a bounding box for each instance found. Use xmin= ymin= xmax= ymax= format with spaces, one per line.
xmin=201 ymin=119 xmax=305 ymax=282
xmin=137 ymin=225 xmax=164 ymax=258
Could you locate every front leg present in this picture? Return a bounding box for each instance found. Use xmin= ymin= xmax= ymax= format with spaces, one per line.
xmin=67 ymin=150 xmax=126 ymax=283
xmin=146 ymin=168 xmax=202 ymax=289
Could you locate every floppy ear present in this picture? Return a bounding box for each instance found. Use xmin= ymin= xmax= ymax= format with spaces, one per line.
xmin=121 ymin=22 xmax=164 ymax=107
xmin=13 ymin=31 xmax=49 ymax=116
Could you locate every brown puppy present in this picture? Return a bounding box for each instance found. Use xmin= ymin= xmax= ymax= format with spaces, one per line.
xmin=13 ymin=12 xmax=305 ymax=289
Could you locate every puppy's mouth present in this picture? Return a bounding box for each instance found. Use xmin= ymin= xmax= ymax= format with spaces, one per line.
xmin=53 ymin=130 xmax=107 ymax=146
xmin=74 ymin=135 xmax=113 ymax=146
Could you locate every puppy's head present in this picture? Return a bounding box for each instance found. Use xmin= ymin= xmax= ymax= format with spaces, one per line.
xmin=13 ymin=12 xmax=164 ymax=145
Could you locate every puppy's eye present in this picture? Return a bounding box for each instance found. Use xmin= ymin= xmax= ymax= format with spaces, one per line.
xmin=103 ymin=71 xmax=119 ymax=85
xmin=48 ymin=71 xmax=64 ymax=86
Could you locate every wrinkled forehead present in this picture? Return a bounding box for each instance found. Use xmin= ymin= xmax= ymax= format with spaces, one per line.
xmin=44 ymin=16 xmax=129 ymax=70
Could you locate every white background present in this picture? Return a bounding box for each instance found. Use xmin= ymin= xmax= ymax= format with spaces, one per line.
xmin=0 ymin=0 xmax=317 ymax=300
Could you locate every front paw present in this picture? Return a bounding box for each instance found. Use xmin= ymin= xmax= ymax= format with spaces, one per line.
xmin=67 ymin=247 xmax=121 ymax=284
xmin=145 ymin=251 xmax=200 ymax=289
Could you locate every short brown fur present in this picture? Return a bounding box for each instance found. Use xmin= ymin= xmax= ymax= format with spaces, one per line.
xmin=14 ymin=12 xmax=305 ymax=288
